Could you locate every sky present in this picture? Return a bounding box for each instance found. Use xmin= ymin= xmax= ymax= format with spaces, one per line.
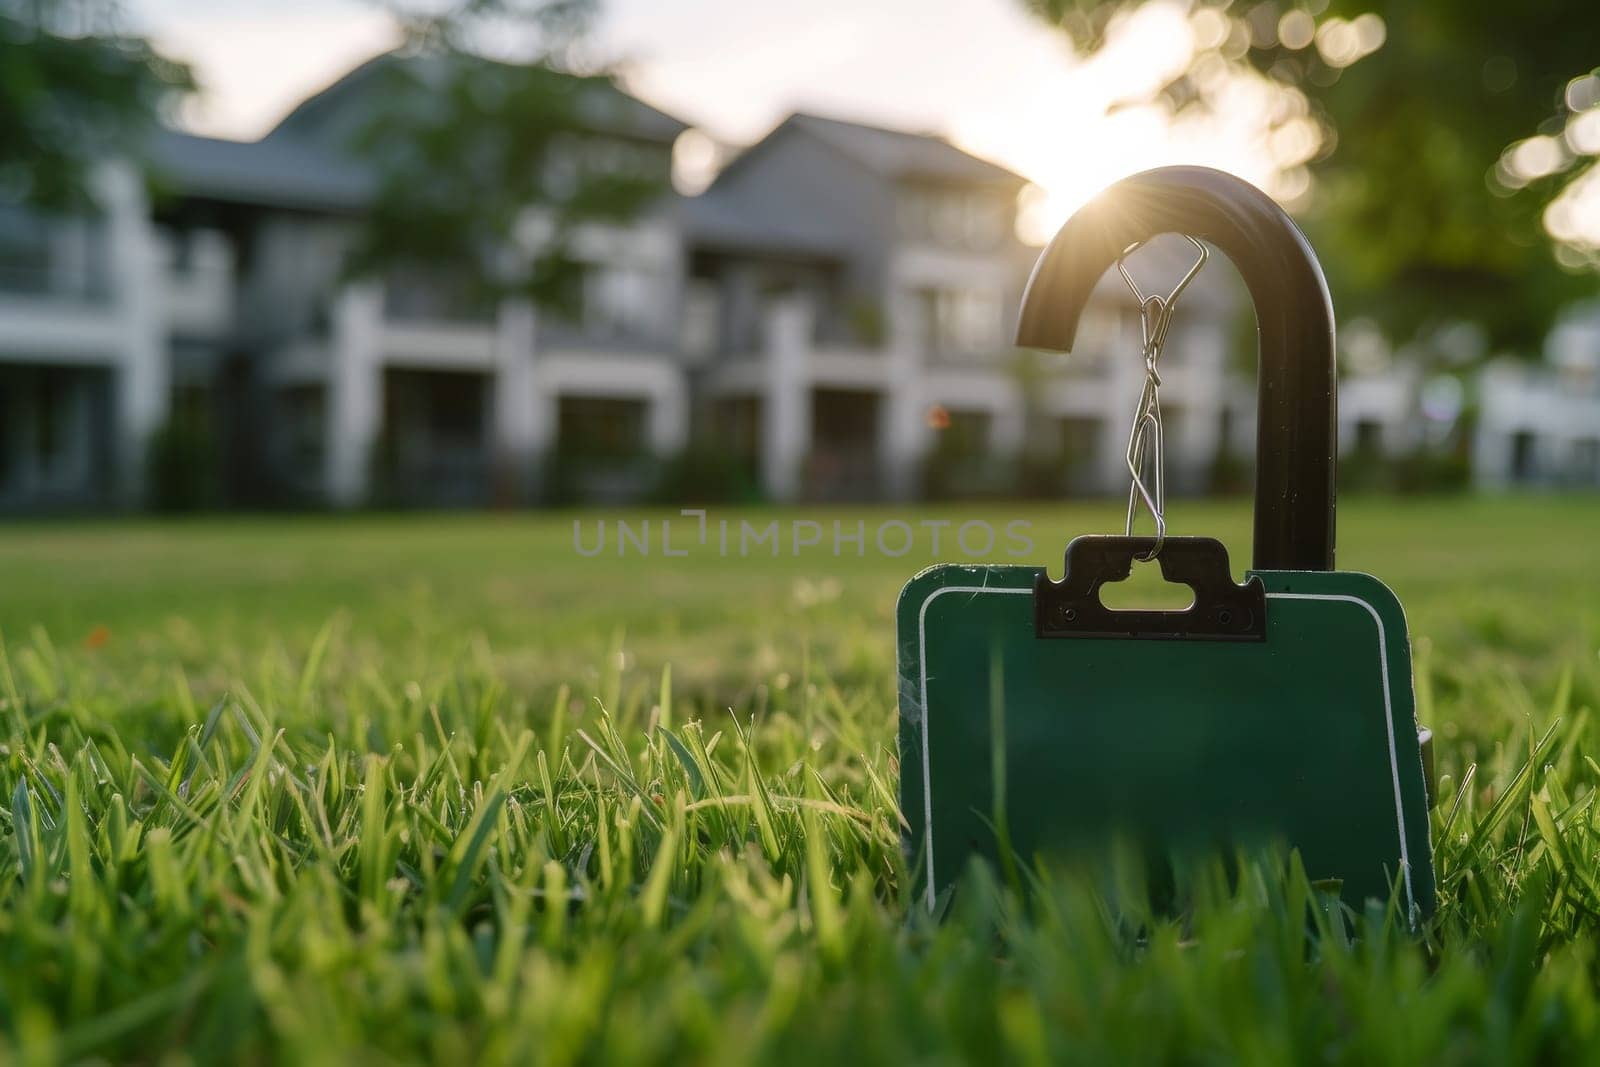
xmin=130 ymin=0 xmax=1306 ymax=242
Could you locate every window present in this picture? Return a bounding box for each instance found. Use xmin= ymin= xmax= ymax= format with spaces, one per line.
xmin=899 ymin=187 xmax=1006 ymax=250
xmin=583 ymin=264 xmax=665 ymax=339
xmin=811 ymin=389 xmax=879 ymax=449
xmin=558 ymin=396 xmax=648 ymax=459
xmin=0 ymin=365 xmax=102 ymax=498
xmin=1060 ymin=417 xmax=1100 ymax=464
xmin=963 ymin=196 xmax=1004 ymax=249
xmin=933 ymin=409 xmax=991 ymax=455
xmin=428 ymin=374 xmax=487 ymax=441
xmin=0 ymin=204 xmax=55 ymax=296
xmin=383 ymin=268 xmax=495 ymax=324
xmin=1354 ymin=419 xmax=1384 ymax=454
xmin=34 ymin=368 xmax=67 ymax=464
xmin=0 ymin=204 xmax=106 ymax=300
xmin=930 ymin=194 xmax=965 ymax=246
xmin=1511 ymin=430 xmax=1538 ymax=482
xmin=924 ymin=288 xmax=1003 ymax=353
xmin=280 ymin=385 xmax=324 ymax=471
xmin=545 ymin=135 xmax=668 ymax=197
xmin=1572 ymin=438 xmax=1599 ymax=485
xmin=710 ymin=396 xmax=761 ymax=463
xmin=384 ymin=369 xmax=488 ymax=450
xmin=680 ymin=279 xmax=721 ymax=356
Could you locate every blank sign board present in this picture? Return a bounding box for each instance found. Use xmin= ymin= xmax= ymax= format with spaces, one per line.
xmin=897 ymin=552 xmax=1435 ymax=917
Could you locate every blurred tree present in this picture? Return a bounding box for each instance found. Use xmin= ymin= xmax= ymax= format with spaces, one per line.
xmin=1028 ymin=0 xmax=1600 ymax=351
xmin=347 ymin=0 xmax=669 ymax=315
xmin=0 ymin=1 xmax=192 ymax=211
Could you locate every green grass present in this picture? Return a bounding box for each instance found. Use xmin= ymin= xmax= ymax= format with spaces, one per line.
xmin=0 ymin=495 xmax=1597 ymax=1063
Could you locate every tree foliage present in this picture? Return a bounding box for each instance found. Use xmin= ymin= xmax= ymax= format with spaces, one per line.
xmin=346 ymin=0 xmax=669 ymax=315
xmin=0 ymin=1 xmax=192 ymax=212
xmin=1028 ymin=0 xmax=1600 ymax=350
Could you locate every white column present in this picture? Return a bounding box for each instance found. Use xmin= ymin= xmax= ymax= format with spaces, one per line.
xmin=762 ymin=297 xmax=812 ymax=501
xmin=326 ymin=282 xmax=383 ymax=507
xmin=647 ymin=370 xmax=689 ymax=455
xmin=1471 ymin=365 xmax=1513 ymax=490
xmin=881 ymin=290 xmax=928 ymax=499
xmin=492 ymin=300 xmax=539 ymax=500
xmin=1469 ymin=429 xmax=1498 ymax=489
xmin=102 ymin=162 xmax=167 ymax=505
xmin=527 ymin=363 xmax=559 ymax=460
xmin=989 ymin=389 xmax=1027 ymax=458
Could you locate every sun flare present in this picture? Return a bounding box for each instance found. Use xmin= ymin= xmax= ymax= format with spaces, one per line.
xmin=940 ymin=1 xmax=1317 ymax=245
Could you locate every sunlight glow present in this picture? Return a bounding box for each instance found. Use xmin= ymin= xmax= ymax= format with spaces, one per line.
xmin=947 ymin=1 xmax=1316 ymax=245
xmin=1546 ymin=164 xmax=1600 ymax=254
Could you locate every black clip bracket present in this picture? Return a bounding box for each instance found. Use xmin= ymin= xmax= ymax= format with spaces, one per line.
xmin=1035 ymin=535 xmax=1267 ymax=641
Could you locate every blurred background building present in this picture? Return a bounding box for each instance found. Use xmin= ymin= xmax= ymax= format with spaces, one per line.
xmin=1 ymin=49 xmax=1596 ymax=512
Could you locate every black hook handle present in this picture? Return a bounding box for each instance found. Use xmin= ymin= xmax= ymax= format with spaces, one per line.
xmin=1016 ymin=166 xmax=1337 ymax=572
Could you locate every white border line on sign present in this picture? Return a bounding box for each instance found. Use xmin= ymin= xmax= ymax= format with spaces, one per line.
xmin=914 ymin=586 xmax=1414 ymax=915
xmin=915 ymin=585 xmax=1032 ymax=911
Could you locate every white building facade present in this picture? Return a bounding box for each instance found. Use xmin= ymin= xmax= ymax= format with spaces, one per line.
xmin=0 ymin=163 xmax=171 ymax=508
xmin=2 ymin=54 xmax=1592 ymax=512
xmin=1473 ymin=311 xmax=1600 ymax=489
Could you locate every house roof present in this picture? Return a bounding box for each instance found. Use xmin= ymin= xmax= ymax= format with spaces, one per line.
xmin=785 ymin=113 xmax=1026 ymax=186
xmin=685 ymin=112 xmax=1031 ymax=257
xmin=269 ymin=51 xmax=687 ymax=148
xmin=146 ymin=51 xmax=688 ymax=215
xmin=148 ymin=130 xmax=371 ymax=213
xmin=682 ymin=194 xmax=853 ymax=258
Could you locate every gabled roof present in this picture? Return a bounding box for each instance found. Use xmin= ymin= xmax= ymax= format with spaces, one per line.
xmin=263 ymin=51 xmax=390 ymax=147
xmin=269 ymin=50 xmax=687 ymax=148
xmin=145 ymin=51 xmax=688 ymax=215
xmin=683 ymin=193 xmax=853 ymax=258
xmin=687 ymin=111 xmax=1030 ymax=256
xmin=785 ymin=112 xmax=1026 ymax=186
xmin=148 ymin=130 xmax=370 ymax=213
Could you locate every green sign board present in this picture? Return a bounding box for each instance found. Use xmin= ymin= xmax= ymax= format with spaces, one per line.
xmin=897 ymin=541 xmax=1435 ymax=916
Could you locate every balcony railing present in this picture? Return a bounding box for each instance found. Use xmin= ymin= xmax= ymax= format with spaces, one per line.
xmin=0 ymin=259 xmax=110 ymax=303
xmin=0 ymin=206 xmax=112 ymax=303
xmin=382 ymin=274 xmax=496 ymax=325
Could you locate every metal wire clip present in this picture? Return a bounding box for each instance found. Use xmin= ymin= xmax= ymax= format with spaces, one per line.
xmin=1116 ymin=235 xmax=1208 ymax=560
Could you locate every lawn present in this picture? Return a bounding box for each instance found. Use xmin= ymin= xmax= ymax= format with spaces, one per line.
xmin=0 ymin=495 xmax=1597 ymax=1062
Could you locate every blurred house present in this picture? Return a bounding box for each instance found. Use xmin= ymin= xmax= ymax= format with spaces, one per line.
xmin=1 ymin=54 xmax=691 ymax=511
xmin=160 ymin=54 xmax=691 ymax=510
xmin=0 ymin=54 xmax=1223 ymax=511
xmin=685 ymin=113 xmax=1244 ymax=502
xmin=1473 ymin=309 xmax=1600 ymax=489
xmin=0 ymin=164 xmax=162 ymax=509
xmin=7 ymin=52 xmax=1587 ymax=511
xmin=0 ymin=54 xmax=1244 ymax=511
